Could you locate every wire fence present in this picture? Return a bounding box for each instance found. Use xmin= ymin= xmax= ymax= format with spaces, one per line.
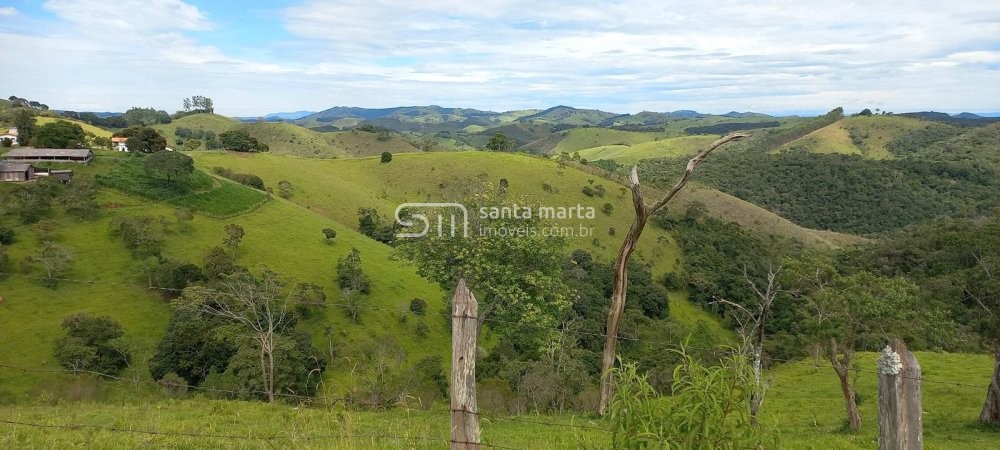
xmin=0 ymin=418 xmax=522 ymax=449
xmin=0 ymin=270 xmax=995 ymax=447
xmin=0 ymin=270 xmax=992 ymax=392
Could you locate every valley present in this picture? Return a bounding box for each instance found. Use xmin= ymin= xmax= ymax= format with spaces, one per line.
xmin=1 ymin=98 xmax=999 ymax=449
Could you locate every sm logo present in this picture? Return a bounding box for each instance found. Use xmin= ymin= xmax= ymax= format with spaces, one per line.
xmin=394 ymin=203 xmax=469 ymax=238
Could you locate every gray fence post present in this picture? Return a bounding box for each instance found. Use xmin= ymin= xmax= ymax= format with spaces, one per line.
xmin=450 ymin=279 xmax=481 ymax=449
xmin=877 ymin=339 xmax=922 ymax=450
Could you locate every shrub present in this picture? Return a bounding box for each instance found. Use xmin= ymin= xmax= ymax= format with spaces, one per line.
xmin=602 ymin=203 xmax=614 ymax=215
xmin=608 ymin=348 xmax=774 ymax=449
xmin=158 ymin=372 xmax=189 ymax=397
xmin=380 ymin=151 xmax=392 ymax=163
xmin=582 ymin=185 xmax=606 ymax=198
xmin=277 ymin=180 xmax=293 ymax=199
xmin=322 ymin=228 xmax=337 ymax=243
xmin=53 ymin=313 xmax=131 ymax=376
xmin=409 ymin=298 xmax=428 ymax=315
xmin=414 ymin=321 xmax=429 ymax=338
xmin=0 ymin=228 xmax=13 ymax=245
xmin=336 ymin=248 xmax=371 ymax=294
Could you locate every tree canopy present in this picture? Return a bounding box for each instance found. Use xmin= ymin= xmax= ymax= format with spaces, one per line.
xmin=219 ymin=129 xmax=268 ymax=152
xmin=117 ymin=126 xmax=167 ymax=153
xmin=143 ymin=151 xmax=194 ymax=182
xmin=124 ymin=107 xmax=171 ymax=126
xmin=31 ymin=120 xmax=85 ymax=148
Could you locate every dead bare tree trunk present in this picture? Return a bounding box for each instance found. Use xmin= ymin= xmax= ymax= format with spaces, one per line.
xmin=181 ymin=271 xmax=290 ymax=403
xmin=830 ymin=337 xmax=862 ymax=430
xmin=981 ymin=343 xmax=1000 ymax=424
xmin=597 ymin=132 xmax=748 ymax=415
xmin=713 ymin=265 xmax=782 ymax=425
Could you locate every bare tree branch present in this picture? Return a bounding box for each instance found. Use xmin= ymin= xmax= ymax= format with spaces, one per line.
xmin=597 ymin=131 xmax=749 ymax=415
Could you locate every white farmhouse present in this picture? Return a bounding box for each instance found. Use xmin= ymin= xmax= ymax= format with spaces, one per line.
xmin=112 ymin=136 xmax=129 ymax=152
xmin=0 ymin=128 xmax=18 ymax=145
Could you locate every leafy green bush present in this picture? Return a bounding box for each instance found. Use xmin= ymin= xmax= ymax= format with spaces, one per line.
xmin=409 ymin=297 xmax=427 ymax=315
xmin=98 ymin=159 xmax=269 ymax=216
xmin=53 ymin=313 xmax=131 ymax=376
xmin=609 ymin=348 xmax=775 ymax=449
xmin=0 ymin=228 xmax=14 ymax=244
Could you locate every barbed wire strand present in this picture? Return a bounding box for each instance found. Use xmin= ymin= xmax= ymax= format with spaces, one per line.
xmin=0 ymin=417 xmax=523 ymax=448
xmin=1 ymin=272 xmax=992 ymax=391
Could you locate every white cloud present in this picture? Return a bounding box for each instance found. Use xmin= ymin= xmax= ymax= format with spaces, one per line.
xmin=0 ymin=0 xmax=997 ymax=115
xmin=0 ymin=7 xmax=17 ymax=16
xmin=43 ymin=0 xmax=209 ymax=33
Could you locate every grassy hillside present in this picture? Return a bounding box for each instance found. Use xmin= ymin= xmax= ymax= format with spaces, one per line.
xmin=151 ymin=113 xmax=239 ymax=147
xmin=778 ymin=115 xmax=928 ymax=159
xmin=550 ymin=128 xmax=671 ymax=154
xmin=0 ymin=351 xmax=992 ymax=448
xmin=661 ymin=115 xmax=805 ymax=135
xmin=672 ymin=184 xmax=866 ymax=249
xmin=0 ymin=176 xmax=450 ymax=401
xmin=190 ymin=151 xmax=683 ymax=275
xmin=151 ymin=114 xmax=422 ymax=158
xmin=35 ymin=116 xmax=113 ymax=139
xmin=323 ymin=129 xmax=422 ymax=157
xmin=517 ymin=106 xmax=617 ymax=126
xmin=574 ymin=135 xmax=719 ymax=164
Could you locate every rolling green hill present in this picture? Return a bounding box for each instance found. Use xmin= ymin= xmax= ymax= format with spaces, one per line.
xmin=0 ymin=165 xmax=451 ymax=401
xmin=550 ymin=128 xmax=673 ymax=154
xmin=151 ymin=113 xmax=240 ymax=148
xmin=152 ymin=114 xmax=422 ymax=157
xmin=35 ymin=116 xmax=113 ymax=139
xmin=190 ymin=151 xmax=685 ymax=277
xmin=517 ymin=106 xmax=618 ymax=126
xmin=777 ymin=115 xmax=928 ymax=159
xmin=573 ymin=135 xmax=719 ymax=164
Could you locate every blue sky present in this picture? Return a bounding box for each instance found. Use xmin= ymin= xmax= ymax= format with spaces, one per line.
xmin=0 ymin=0 xmax=998 ymax=116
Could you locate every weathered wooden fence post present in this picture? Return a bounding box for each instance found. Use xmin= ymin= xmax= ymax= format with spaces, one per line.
xmin=451 ymin=279 xmax=481 ymax=450
xmin=877 ymin=339 xmax=922 ymax=450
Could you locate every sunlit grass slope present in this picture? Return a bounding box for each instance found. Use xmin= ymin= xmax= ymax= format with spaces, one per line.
xmin=35 ymin=116 xmax=112 ymax=139
xmin=0 ymin=188 xmax=449 ymax=401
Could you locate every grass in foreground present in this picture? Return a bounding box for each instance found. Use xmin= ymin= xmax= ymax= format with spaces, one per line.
xmin=0 ymin=351 xmax=994 ymax=449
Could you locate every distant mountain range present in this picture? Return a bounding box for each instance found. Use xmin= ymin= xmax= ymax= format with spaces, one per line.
xmin=285 ymin=105 xmax=793 ymax=133
xmin=234 ymin=111 xmax=316 ymax=122
xmin=44 ymin=104 xmax=1000 ymax=129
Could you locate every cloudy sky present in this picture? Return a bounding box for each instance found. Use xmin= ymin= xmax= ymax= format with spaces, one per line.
xmin=0 ymin=0 xmax=997 ymax=116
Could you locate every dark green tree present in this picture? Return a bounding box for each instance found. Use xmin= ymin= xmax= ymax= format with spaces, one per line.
xmin=116 ymin=126 xmax=167 ymax=153
xmin=149 ymin=308 xmax=235 ymax=386
xmin=380 ymin=151 xmax=392 ymax=163
xmin=32 ymin=120 xmax=85 ymax=148
xmin=486 ymin=132 xmax=514 ymax=151
xmin=220 ymin=129 xmax=267 ymax=152
xmin=53 ymin=313 xmax=131 ymax=375
xmin=322 ymin=228 xmax=337 ymax=243
xmin=12 ymin=109 xmax=35 ymax=146
xmin=203 ymin=246 xmax=238 ymax=279
xmin=223 ymin=224 xmax=245 ymax=260
xmin=109 ymin=215 xmax=163 ymax=258
xmin=143 ymin=151 xmax=194 ymax=182
xmin=124 ymin=107 xmax=171 ymax=126
xmin=336 ymin=248 xmax=371 ymax=294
